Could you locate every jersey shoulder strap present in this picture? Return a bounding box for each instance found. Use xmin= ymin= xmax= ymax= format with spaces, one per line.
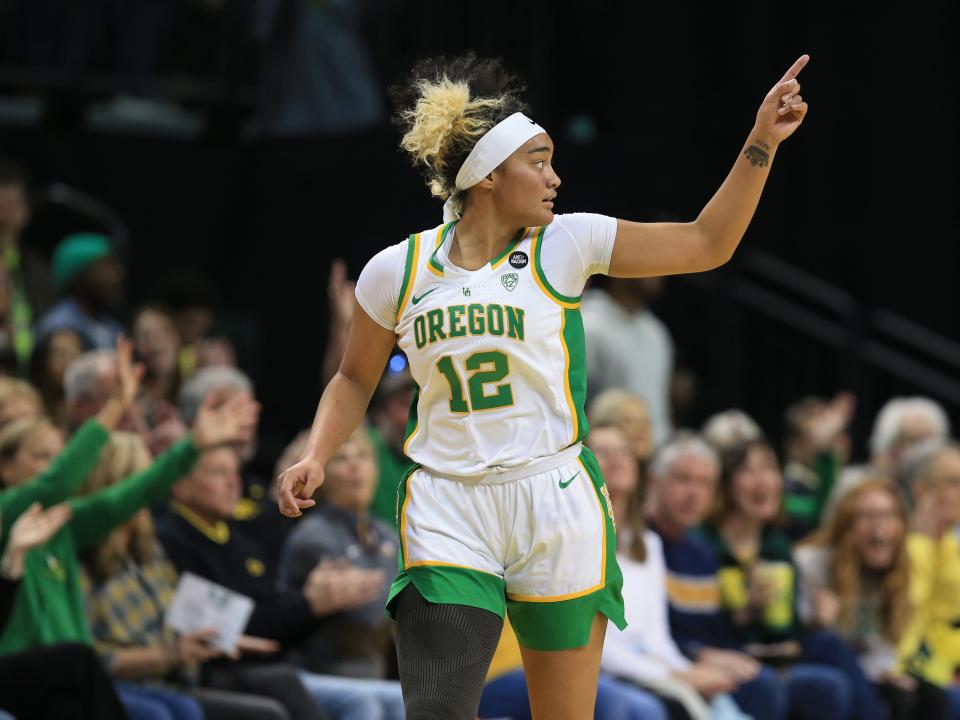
xmin=396 ymin=222 xmax=455 ymax=319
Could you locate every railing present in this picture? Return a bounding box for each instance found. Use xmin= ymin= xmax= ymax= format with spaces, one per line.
xmin=680 ymin=249 xmax=960 ymax=406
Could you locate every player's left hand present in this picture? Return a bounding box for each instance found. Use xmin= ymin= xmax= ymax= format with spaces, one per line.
xmin=755 ymin=54 xmax=810 ymax=145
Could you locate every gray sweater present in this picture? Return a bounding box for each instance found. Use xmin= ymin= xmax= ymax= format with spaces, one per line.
xmin=278 ymin=504 xmax=398 ymax=678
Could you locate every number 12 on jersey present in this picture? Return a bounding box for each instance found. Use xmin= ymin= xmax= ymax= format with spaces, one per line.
xmin=436 ymin=351 xmax=514 ymax=413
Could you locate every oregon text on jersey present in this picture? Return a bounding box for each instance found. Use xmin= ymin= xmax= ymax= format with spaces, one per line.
xmin=412 ymin=303 xmax=525 ymax=348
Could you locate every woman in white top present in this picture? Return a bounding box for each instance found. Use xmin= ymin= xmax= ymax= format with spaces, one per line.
xmin=592 ymin=422 xmax=752 ymax=720
xmin=278 ymin=51 xmax=810 ymax=720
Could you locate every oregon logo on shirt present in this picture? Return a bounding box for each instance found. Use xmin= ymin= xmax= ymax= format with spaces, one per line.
xmin=413 ymin=303 xmax=525 ymax=349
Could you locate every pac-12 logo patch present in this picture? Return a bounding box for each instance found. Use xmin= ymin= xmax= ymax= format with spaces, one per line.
xmin=501 ymin=273 xmax=519 ymax=291
xmin=509 ymin=251 xmax=528 ymax=269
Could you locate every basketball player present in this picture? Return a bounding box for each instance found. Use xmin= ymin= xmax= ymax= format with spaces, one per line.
xmin=279 ymin=52 xmax=810 ymax=719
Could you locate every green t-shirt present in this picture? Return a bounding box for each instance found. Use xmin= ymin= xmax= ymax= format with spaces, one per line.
xmin=0 ymin=423 xmax=199 ymax=653
xmin=367 ymin=427 xmax=409 ymax=529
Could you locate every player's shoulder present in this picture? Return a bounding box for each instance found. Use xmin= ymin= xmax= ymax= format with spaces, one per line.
xmin=361 ymin=232 xmax=421 ymax=275
xmin=546 ymin=212 xmax=616 ymax=235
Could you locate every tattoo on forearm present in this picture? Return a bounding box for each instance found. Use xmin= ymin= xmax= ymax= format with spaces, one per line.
xmin=743 ymin=140 xmax=771 ymax=168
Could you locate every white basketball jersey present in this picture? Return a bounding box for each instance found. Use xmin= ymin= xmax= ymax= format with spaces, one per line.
xmin=355 ymin=214 xmax=617 ymax=476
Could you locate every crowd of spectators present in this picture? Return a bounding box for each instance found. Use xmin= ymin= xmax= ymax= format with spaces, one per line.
xmin=0 ymin=157 xmax=404 ymax=719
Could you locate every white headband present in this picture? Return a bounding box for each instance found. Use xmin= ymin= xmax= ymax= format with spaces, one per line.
xmin=442 ymin=111 xmax=546 ymax=222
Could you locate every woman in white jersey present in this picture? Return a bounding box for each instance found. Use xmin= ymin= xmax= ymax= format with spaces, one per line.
xmin=279 ymin=52 xmax=810 ymax=720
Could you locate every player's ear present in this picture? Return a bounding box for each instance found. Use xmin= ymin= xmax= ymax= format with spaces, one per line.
xmin=474 ymin=172 xmax=495 ymax=190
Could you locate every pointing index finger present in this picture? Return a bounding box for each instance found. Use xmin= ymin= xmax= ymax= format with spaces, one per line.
xmin=778 ymin=54 xmax=810 ymax=84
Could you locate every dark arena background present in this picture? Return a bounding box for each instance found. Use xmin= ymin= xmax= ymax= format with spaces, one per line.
xmin=0 ymin=2 xmax=953 ymax=457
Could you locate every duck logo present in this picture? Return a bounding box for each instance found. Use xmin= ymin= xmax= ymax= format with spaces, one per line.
xmin=245 ymin=557 xmax=265 ymax=577
xmin=501 ymin=273 xmax=519 ymax=292
xmin=509 ymin=251 xmax=528 ymax=269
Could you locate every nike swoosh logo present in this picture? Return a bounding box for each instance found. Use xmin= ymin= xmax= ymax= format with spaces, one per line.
xmin=411 ymin=287 xmax=439 ymax=305
xmin=559 ymin=473 xmax=580 ymax=489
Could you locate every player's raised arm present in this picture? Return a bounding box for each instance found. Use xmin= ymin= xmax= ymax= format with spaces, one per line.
xmin=609 ymin=54 xmax=810 ymax=279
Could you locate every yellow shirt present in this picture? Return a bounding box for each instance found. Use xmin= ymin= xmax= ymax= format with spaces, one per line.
xmin=906 ymin=530 xmax=960 ymax=685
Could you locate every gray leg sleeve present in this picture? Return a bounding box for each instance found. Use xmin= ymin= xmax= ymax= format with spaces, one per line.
xmin=394 ymin=583 xmax=504 ymax=720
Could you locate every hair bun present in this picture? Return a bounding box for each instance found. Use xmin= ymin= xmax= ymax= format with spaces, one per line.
xmin=390 ymin=54 xmax=528 ymax=202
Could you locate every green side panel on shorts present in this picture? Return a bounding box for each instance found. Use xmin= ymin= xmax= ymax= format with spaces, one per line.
xmin=393 ymin=460 xmax=420 ymax=535
xmin=579 ymin=444 xmax=626 ymax=632
xmin=387 ymin=565 xmax=506 ymax=621
xmin=385 ymin=462 xmax=420 ymax=619
xmin=532 ymin=225 xmax=582 ymax=305
xmin=563 ymin=307 xmax=589 ymax=445
xmin=506 ymin=446 xmax=626 ymax=651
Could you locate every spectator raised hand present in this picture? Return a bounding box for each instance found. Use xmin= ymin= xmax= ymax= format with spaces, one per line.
xmin=189 ymin=391 xmax=259 ymax=451
xmin=0 ymin=502 xmax=73 ymax=579
xmin=808 ymin=392 xmax=856 ymax=452
xmin=96 ymin=336 xmax=146 ymax=431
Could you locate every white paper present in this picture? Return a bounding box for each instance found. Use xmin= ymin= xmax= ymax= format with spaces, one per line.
xmin=165 ymin=572 xmax=255 ymax=653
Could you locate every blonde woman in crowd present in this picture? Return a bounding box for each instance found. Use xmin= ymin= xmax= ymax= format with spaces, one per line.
xmin=795 ymin=478 xmax=947 ymax=719
xmin=0 ymin=376 xmax=41 ymax=428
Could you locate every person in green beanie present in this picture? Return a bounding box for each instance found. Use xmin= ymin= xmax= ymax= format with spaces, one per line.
xmin=34 ymin=231 xmax=126 ymax=350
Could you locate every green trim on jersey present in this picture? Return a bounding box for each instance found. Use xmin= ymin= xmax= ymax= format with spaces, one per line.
xmin=396 ymin=233 xmax=419 ymax=319
xmin=428 ymin=223 xmax=528 ymax=275
xmin=401 ymin=382 xmax=421 ymax=458
xmin=490 ymin=226 xmax=529 ymax=269
xmin=532 ymin=225 xmax=581 ymax=305
xmin=427 ymin=222 xmax=456 ymax=276
xmin=562 ymin=307 xmax=589 ymax=445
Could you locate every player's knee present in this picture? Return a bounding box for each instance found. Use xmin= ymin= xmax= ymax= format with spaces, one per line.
xmin=394 ymin=585 xmax=503 ymax=720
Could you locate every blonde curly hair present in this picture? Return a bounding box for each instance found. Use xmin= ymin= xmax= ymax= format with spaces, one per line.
xmin=390 ymin=53 xmax=529 ymax=212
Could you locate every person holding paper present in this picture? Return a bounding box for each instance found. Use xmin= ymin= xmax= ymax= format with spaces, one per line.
xmin=159 ymin=445 xmax=404 ymax=720
xmin=82 ymin=432 xmax=327 ymax=720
